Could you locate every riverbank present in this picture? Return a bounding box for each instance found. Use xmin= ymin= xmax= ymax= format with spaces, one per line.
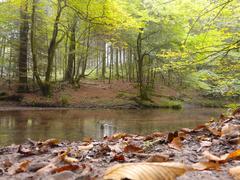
xmin=0 ymin=109 xmax=240 ymax=179
xmin=0 ymin=80 xmax=184 ymax=109
xmin=1 ymin=80 xmax=236 ymax=110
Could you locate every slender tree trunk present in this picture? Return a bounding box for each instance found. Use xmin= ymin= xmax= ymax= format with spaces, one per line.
xmin=65 ymin=17 xmax=77 ymax=83
xmin=136 ymin=29 xmax=147 ymax=99
xmin=17 ymin=0 xmax=29 ymax=93
xmin=44 ymin=0 xmax=65 ymax=95
xmin=115 ymin=48 xmax=119 ymax=80
xmin=0 ymin=38 xmax=6 ymax=78
xmin=80 ymin=25 xmax=91 ymax=78
xmin=108 ymin=45 xmax=113 ymax=84
xmin=102 ymin=42 xmax=106 ymax=79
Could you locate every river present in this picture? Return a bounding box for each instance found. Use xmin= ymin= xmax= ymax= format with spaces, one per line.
xmin=0 ymin=108 xmax=224 ymax=146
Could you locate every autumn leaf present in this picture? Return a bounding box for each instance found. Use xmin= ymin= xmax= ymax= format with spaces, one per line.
xmin=145 ymin=154 xmax=170 ymax=162
xmin=227 ymin=149 xmax=240 ymax=160
xmin=110 ymin=153 xmax=125 ymax=162
xmin=168 ymin=137 xmax=182 ymax=151
xmin=104 ymin=162 xmax=191 ymax=180
xmin=52 ymin=165 xmax=80 ymax=174
xmin=124 ymin=144 xmax=143 ymax=153
xmin=41 ymin=138 xmax=60 ymax=147
xmin=36 ymin=163 xmax=57 ymax=176
xmin=229 ymin=166 xmax=240 ymax=180
xmin=207 ymin=127 xmax=221 ymax=136
xmin=63 ymin=156 xmax=79 ymax=164
xmin=8 ymin=160 xmax=31 ymax=175
xmin=202 ymin=151 xmax=228 ymax=163
xmin=82 ymin=137 xmax=93 ymax=143
xmin=78 ymin=143 xmax=94 ymax=151
xmin=192 ymin=162 xmax=220 ymax=171
xmin=221 ymin=124 xmax=240 ymax=137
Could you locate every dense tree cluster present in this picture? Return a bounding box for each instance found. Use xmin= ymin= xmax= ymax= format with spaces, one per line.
xmin=0 ymin=0 xmax=239 ymax=99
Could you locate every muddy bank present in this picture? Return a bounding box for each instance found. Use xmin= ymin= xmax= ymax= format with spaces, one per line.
xmin=0 ymin=109 xmax=240 ymax=179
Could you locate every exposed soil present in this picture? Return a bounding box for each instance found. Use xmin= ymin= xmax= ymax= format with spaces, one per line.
xmin=0 ymin=80 xmax=184 ymax=110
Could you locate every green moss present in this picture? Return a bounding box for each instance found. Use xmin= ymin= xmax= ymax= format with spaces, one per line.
xmin=193 ymin=99 xmax=226 ymax=108
xmin=135 ymin=97 xmax=182 ymax=109
xmin=157 ymin=99 xmax=183 ymax=109
xmin=225 ymin=103 xmax=240 ymax=109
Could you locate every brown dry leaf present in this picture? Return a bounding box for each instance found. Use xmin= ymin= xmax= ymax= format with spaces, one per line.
xmin=111 ymin=133 xmax=128 ymax=140
xmin=145 ymin=154 xmax=169 ymax=162
xmin=8 ymin=160 xmax=31 ymax=175
xmin=227 ymin=149 xmax=240 ymax=160
xmin=36 ymin=163 xmax=57 ymax=176
xmin=207 ymin=127 xmax=221 ymax=136
xmin=203 ymin=151 xmax=228 ymax=163
xmin=82 ymin=137 xmax=93 ymax=143
xmin=193 ymin=125 xmax=207 ymax=131
xmin=145 ymin=132 xmax=165 ymax=141
xmin=192 ymin=162 xmax=220 ymax=171
xmin=168 ymin=137 xmax=182 ymax=151
xmin=63 ymin=156 xmax=79 ymax=164
xmin=180 ymin=128 xmax=193 ymax=133
xmin=52 ymin=165 xmax=80 ymax=174
xmin=18 ymin=145 xmax=36 ymax=156
xmin=110 ymin=153 xmax=125 ymax=162
xmin=124 ymin=144 xmax=143 ymax=153
xmin=42 ymin=138 xmax=60 ymax=146
xmin=221 ymin=124 xmax=240 ymax=137
xmin=229 ymin=166 xmax=240 ymax=180
xmin=78 ymin=143 xmax=94 ymax=151
xmin=104 ymin=162 xmax=190 ymax=180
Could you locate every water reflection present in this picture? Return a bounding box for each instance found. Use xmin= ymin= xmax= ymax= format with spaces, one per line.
xmin=0 ymin=108 xmax=223 ymax=146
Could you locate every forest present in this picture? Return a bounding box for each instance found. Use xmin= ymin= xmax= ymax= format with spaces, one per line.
xmin=0 ymin=0 xmax=240 ymax=179
xmin=0 ymin=0 xmax=239 ymax=108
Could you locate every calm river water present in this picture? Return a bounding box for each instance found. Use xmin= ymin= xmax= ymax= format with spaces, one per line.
xmin=0 ymin=108 xmax=224 ymax=146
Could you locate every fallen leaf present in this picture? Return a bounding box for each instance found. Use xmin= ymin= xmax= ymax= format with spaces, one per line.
xmin=180 ymin=128 xmax=193 ymax=133
xmin=36 ymin=163 xmax=57 ymax=176
xmin=193 ymin=125 xmax=207 ymax=131
xmin=203 ymin=151 xmax=228 ymax=163
xmin=63 ymin=156 xmax=79 ymax=164
xmin=124 ymin=144 xmax=143 ymax=153
xmin=229 ymin=166 xmax=240 ymax=180
xmin=78 ymin=143 xmax=94 ymax=151
xmin=82 ymin=137 xmax=93 ymax=143
xmin=110 ymin=153 xmax=125 ymax=162
xmin=221 ymin=124 xmax=240 ymax=137
xmin=111 ymin=133 xmax=128 ymax=140
xmin=18 ymin=145 xmax=36 ymax=156
xmin=200 ymin=141 xmax=212 ymax=148
xmin=145 ymin=154 xmax=169 ymax=162
xmin=166 ymin=132 xmax=178 ymax=143
xmin=168 ymin=137 xmax=182 ymax=151
xmin=52 ymin=165 xmax=80 ymax=174
xmin=41 ymin=138 xmax=60 ymax=147
xmin=227 ymin=149 xmax=240 ymax=160
xmin=207 ymin=127 xmax=221 ymax=136
xmin=104 ymin=162 xmax=190 ymax=180
xmin=192 ymin=162 xmax=220 ymax=171
xmin=8 ymin=160 xmax=31 ymax=175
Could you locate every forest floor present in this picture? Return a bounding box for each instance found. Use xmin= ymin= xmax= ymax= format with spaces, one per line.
xmin=0 ymin=79 xmax=233 ymax=110
xmin=0 ymin=79 xmax=187 ymax=110
xmin=0 ymin=109 xmax=240 ymax=179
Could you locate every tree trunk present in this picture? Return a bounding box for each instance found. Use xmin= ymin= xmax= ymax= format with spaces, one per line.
xmin=17 ymin=0 xmax=29 ymax=93
xmin=44 ymin=0 xmax=65 ymax=95
xmin=65 ymin=17 xmax=77 ymax=83
xmin=101 ymin=42 xmax=106 ymax=79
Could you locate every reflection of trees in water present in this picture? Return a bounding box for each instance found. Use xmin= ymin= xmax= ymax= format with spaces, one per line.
xmin=0 ymin=108 xmax=223 ymax=145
